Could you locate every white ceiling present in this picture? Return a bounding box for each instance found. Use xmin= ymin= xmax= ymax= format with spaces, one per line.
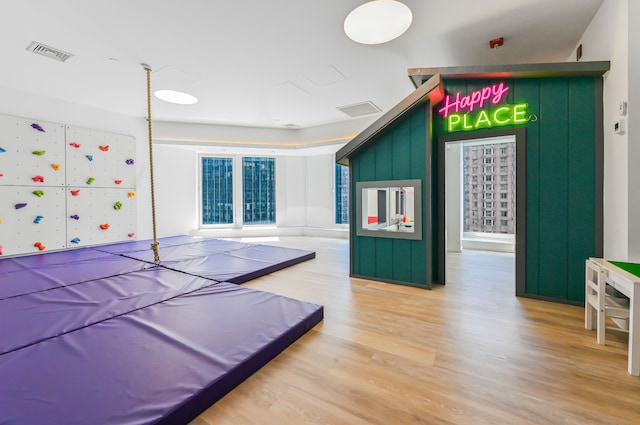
xmin=1 ymin=0 xmax=603 ymax=134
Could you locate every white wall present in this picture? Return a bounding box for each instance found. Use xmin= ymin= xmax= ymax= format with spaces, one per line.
xmin=0 ymin=86 xmax=154 ymax=241
xmin=0 ymin=86 xmax=349 ymax=243
xmin=305 ymin=154 xmax=335 ymax=229
xmin=276 ymin=156 xmax=307 ymax=228
xmin=570 ymin=0 xmax=630 ymax=259
xmin=153 ymin=145 xmax=198 ymax=237
xmin=628 ymin=0 xmax=640 ymax=260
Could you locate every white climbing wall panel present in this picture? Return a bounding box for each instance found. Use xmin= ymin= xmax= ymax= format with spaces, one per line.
xmin=0 ymin=114 xmax=137 ymax=257
xmin=65 ymin=126 xmax=136 ymax=188
xmin=66 ymin=188 xmax=137 ymax=247
xmin=0 ymin=115 xmax=66 ymax=186
xmin=0 ymin=186 xmax=67 ymax=256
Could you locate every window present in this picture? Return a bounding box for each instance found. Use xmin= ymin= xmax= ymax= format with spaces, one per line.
xmin=500 ymin=184 xmax=508 ymax=190
xmin=201 ymin=157 xmax=234 ymax=225
xmin=501 ymin=220 xmax=508 ymax=226
xmin=484 ymin=148 xmax=493 ymax=155
xmin=483 ymin=157 xmax=494 ymax=164
xmin=500 ymin=193 xmax=508 ymax=199
xmin=483 ymin=175 xmax=493 ymax=182
xmin=484 ymin=219 xmax=494 ymax=226
xmin=335 ymin=163 xmax=349 ymax=224
xmin=500 ymin=166 xmax=508 ymax=173
xmin=484 ymin=166 xmax=494 ymax=173
xmin=500 ymin=147 xmax=507 ymax=154
xmin=501 ymin=211 xmax=508 ymax=217
xmin=501 ymin=202 xmax=508 ymax=208
xmin=242 ymin=157 xmax=276 ymax=225
xmin=501 ymin=175 xmax=508 ymax=182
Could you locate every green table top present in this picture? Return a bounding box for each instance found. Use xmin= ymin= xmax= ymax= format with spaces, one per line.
xmin=608 ymin=260 xmax=640 ymax=280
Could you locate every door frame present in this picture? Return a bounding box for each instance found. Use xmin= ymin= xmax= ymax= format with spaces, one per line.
xmin=437 ymin=127 xmax=527 ymax=296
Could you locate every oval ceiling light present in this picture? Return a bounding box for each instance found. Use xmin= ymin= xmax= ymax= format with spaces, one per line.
xmin=154 ymin=89 xmax=198 ymax=105
xmin=344 ymin=0 xmax=413 ymax=45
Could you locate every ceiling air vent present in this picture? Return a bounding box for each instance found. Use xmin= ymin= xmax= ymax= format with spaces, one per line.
xmin=26 ymin=41 xmax=74 ymax=63
xmin=337 ymin=101 xmax=381 ymax=117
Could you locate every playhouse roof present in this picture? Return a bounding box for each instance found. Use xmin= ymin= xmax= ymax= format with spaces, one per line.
xmin=336 ymin=61 xmax=610 ymax=166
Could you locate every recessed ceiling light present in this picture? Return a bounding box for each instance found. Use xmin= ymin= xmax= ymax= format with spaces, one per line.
xmin=154 ymin=89 xmax=198 ymax=105
xmin=344 ymin=0 xmax=413 ymax=45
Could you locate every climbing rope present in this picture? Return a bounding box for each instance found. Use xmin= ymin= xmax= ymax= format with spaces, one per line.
xmin=142 ymin=63 xmax=161 ymax=264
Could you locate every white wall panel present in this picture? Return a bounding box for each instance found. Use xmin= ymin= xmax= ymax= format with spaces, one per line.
xmin=0 ymin=186 xmax=67 ymax=256
xmin=0 ymin=113 xmax=136 ymax=257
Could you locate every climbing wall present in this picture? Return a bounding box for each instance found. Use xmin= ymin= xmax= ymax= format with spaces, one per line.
xmin=0 ymin=114 xmax=136 ymax=257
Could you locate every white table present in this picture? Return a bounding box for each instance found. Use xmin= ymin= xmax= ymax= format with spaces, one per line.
xmin=585 ymin=258 xmax=640 ymax=376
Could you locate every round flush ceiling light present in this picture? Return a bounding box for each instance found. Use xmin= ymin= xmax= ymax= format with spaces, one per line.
xmin=344 ymin=0 xmax=413 ymax=45
xmin=154 ymin=89 xmax=198 ymax=105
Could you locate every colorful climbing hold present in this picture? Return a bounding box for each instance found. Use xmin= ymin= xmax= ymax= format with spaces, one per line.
xmin=99 ymin=223 xmax=110 ymax=230
xmin=0 ymin=246 xmax=3 ymax=255
xmin=128 ymin=233 xmax=135 ymax=238
xmin=70 ymin=190 xmax=80 ymax=196
xmin=32 ymin=190 xmax=45 ymax=197
xmin=0 ymin=147 xmax=6 ymax=153
xmin=70 ymin=214 xmax=80 ymax=220
xmin=113 ymin=202 xmax=123 ymax=210
xmin=32 ymin=150 xmax=46 ymax=156
xmin=34 ymin=242 xmax=46 ymax=251
xmin=114 ymin=180 xmax=122 ymax=185
xmin=31 ymin=123 xmax=45 ymax=132
xmin=86 ymin=155 xmax=93 ymax=161
xmin=33 ymin=215 xmax=44 ymax=224
xmin=128 ymin=192 xmax=135 ymax=198
xmin=69 ymin=142 xmax=81 ymax=148
xmin=0 ymin=173 xmax=4 ymax=177
xmin=15 ymin=203 xmax=27 ymax=209
xmin=99 ymin=145 xmax=110 ymax=151
xmin=71 ymin=237 xmax=81 ymax=244
xmin=86 ymin=177 xmax=95 ymax=185
xmin=0 ymin=218 xmax=3 ymax=224
xmin=52 ymin=163 xmax=61 ymax=171
xmin=126 ymin=159 xmax=134 ymax=165
xmin=32 ymin=175 xmax=45 ymax=183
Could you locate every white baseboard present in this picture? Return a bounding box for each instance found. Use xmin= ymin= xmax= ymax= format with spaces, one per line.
xmin=191 ymin=226 xmax=349 ymax=240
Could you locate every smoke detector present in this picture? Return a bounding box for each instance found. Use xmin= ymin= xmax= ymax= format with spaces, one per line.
xmin=26 ymin=41 xmax=74 ymax=63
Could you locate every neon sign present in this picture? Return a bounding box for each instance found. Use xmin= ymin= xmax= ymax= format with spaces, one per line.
xmin=438 ymin=83 xmax=530 ymax=132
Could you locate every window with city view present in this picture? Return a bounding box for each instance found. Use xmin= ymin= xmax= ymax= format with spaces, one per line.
xmin=242 ymin=157 xmax=276 ymax=225
xmin=335 ymin=163 xmax=349 ymax=224
xmin=201 ymin=157 xmax=234 ymax=225
xmin=463 ymin=141 xmax=516 ymax=234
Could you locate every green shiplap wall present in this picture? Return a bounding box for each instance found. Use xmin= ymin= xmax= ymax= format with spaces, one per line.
xmin=432 ymin=77 xmax=600 ymax=303
xmin=351 ymin=105 xmax=429 ymax=287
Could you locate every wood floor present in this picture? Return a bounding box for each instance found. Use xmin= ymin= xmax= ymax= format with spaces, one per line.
xmin=191 ymin=237 xmax=640 ymax=425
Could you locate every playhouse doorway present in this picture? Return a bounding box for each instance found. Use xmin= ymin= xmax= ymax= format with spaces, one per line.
xmin=439 ymin=128 xmax=526 ymax=296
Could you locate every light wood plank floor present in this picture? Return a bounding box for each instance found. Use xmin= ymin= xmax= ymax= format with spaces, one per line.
xmin=191 ymin=237 xmax=640 ymax=425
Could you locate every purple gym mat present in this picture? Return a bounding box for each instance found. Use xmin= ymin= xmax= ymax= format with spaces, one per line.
xmin=92 ymin=234 xmax=208 ymax=254
xmin=0 ymin=254 xmax=148 ymax=300
xmin=96 ymin=236 xmax=315 ymax=284
xmin=0 ymin=246 xmax=111 ymax=274
xmin=159 ymin=245 xmax=316 ymax=283
xmin=0 ymin=281 xmax=323 ymax=425
xmin=0 ymin=267 xmax=216 ymax=354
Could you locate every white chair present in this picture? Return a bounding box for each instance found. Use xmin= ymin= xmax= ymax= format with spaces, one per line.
xmin=586 ymin=259 xmax=630 ymax=344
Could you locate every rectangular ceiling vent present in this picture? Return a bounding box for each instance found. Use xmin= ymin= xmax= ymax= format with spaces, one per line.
xmin=26 ymin=41 xmax=74 ymax=63
xmin=337 ymin=101 xmax=382 ymax=118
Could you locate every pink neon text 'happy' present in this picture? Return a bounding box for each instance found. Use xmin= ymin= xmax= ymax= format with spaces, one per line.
xmin=438 ymin=83 xmax=510 ymax=118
